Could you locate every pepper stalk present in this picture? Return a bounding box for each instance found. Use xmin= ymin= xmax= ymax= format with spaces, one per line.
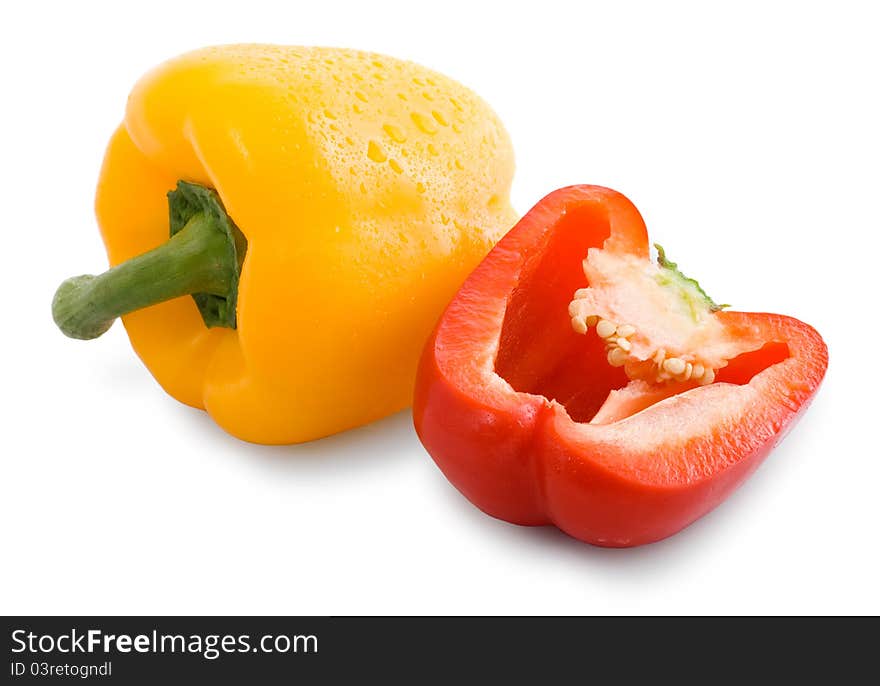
xmin=52 ymin=182 xmax=246 ymax=340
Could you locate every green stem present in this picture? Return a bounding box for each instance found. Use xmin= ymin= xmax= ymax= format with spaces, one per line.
xmin=52 ymin=181 xmax=246 ymax=340
xmin=53 ymin=213 xmax=232 ymax=339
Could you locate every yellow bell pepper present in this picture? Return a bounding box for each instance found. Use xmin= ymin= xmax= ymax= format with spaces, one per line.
xmin=52 ymin=44 xmax=516 ymax=444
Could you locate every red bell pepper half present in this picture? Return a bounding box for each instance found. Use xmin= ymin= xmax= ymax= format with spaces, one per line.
xmin=413 ymin=185 xmax=827 ymax=547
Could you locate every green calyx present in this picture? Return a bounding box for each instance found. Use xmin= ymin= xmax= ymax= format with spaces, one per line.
xmin=52 ymin=181 xmax=247 ymax=340
xmin=168 ymin=182 xmax=247 ymax=329
xmin=653 ymin=243 xmax=729 ymax=319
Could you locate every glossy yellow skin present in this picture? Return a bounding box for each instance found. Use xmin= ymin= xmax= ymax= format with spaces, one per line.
xmin=96 ymin=45 xmax=516 ymax=443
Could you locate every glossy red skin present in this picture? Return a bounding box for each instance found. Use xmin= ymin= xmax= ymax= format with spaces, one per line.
xmin=413 ymin=185 xmax=828 ymax=547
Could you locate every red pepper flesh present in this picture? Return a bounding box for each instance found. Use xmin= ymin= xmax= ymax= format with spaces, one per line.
xmin=413 ymin=185 xmax=828 ymax=547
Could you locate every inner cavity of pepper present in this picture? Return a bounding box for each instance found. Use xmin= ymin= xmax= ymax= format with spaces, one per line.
xmin=493 ymin=205 xmax=790 ymax=424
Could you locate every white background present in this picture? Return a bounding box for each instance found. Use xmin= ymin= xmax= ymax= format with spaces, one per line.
xmin=2 ymin=1 xmax=877 ymax=615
